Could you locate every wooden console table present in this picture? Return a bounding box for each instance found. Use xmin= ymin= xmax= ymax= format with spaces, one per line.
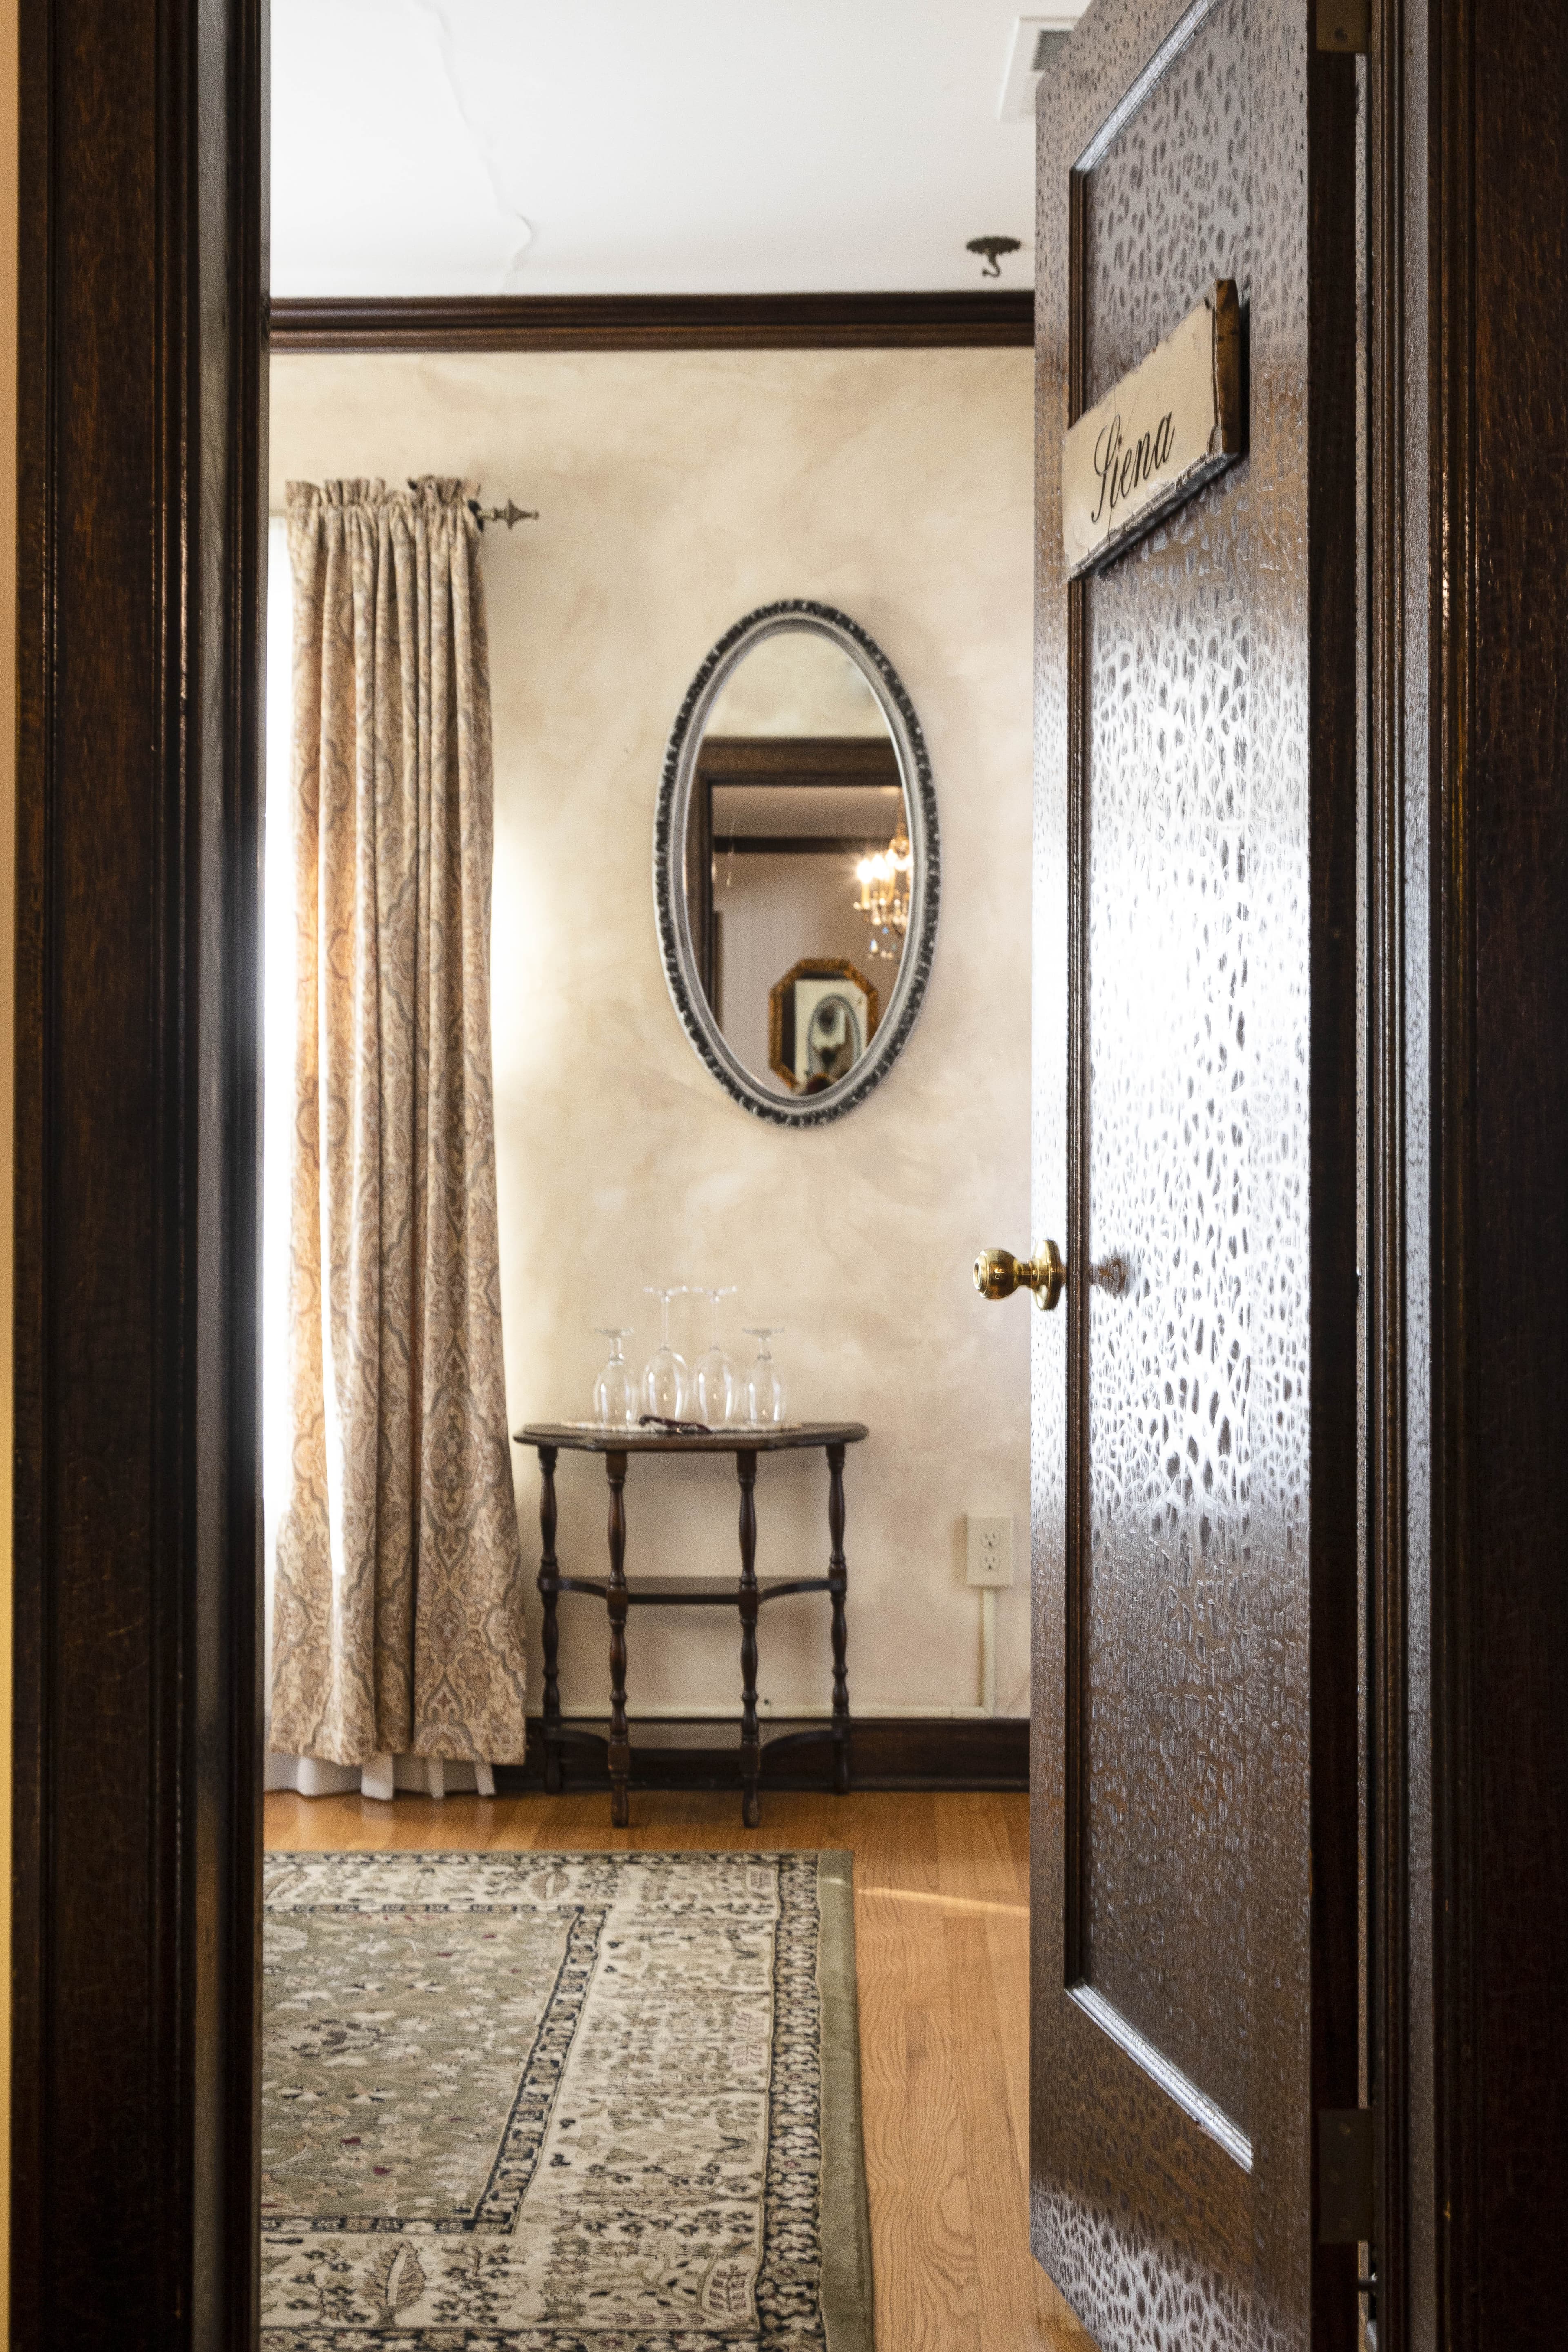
xmin=513 ymin=1423 xmax=868 ymax=1826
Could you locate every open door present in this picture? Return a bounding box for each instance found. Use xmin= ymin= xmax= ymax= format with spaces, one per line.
xmin=1008 ymin=1 xmax=1361 ymax=2344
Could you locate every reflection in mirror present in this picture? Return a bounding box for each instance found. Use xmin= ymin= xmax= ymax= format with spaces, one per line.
xmin=659 ymin=605 xmax=937 ymax=1123
xmin=770 ymin=958 xmax=878 ymax=1092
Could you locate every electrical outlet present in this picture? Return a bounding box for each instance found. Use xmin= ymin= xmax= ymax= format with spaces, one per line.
xmin=965 ymin=1513 xmax=1014 ymax=1588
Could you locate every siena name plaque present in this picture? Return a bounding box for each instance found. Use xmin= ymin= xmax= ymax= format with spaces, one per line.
xmin=1062 ymin=279 xmax=1242 ymax=579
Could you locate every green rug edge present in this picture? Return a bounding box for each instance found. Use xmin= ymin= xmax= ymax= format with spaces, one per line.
xmin=816 ymin=1851 xmax=875 ymax=2352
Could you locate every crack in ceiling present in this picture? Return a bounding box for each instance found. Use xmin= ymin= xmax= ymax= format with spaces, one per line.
xmin=272 ymin=0 xmax=1083 ymax=298
xmin=408 ymin=0 xmax=534 ymax=287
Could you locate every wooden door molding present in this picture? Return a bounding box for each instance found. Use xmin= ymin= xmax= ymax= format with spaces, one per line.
xmin=11 ymin=0 xmax=265 ymax=2343
xmin=1366 ymin=4 xmax=1418 ymax=2343
xmin=1370 ymin=4 xmax=1568 ymax=2349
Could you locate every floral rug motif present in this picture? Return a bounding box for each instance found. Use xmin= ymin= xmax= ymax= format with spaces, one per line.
xmin=261 ymin=1848 xmax=871 ymax=2349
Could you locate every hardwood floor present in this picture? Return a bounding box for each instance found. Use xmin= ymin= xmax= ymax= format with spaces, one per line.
xmin=264 ymin=1786 xmax=1097 ymax=2352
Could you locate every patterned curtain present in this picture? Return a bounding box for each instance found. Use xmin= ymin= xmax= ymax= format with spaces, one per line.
xmin=271 ymin=477 xmax=527 ymax=1766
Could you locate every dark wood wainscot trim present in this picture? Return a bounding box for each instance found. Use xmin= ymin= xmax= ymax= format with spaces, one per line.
xmin=270 ymin=289 xmax=1035 ymax=354
xmin=497 ymin=1716 xmax=1029 ymax=1796
xmin=12 ymin=0 xmax=266 ymax=2345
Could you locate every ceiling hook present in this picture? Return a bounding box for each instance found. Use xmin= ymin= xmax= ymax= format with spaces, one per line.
xmin=966 ymin=234 xmax=1023 ymax=281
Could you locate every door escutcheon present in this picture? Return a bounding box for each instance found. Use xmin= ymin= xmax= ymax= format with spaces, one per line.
xmin=973 ymin=1241 xmax=1065 ymax=1312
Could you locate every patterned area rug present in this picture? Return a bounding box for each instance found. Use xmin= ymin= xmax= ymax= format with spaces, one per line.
xmin=261 ymin=1849 xmax=873 ymax=2349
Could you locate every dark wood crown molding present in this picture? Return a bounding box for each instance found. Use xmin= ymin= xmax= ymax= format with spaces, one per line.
xmin=269 ymin=290 xmax=1034 ymax=354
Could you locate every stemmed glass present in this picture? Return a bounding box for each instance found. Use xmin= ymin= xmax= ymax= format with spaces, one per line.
xmin=641 ymin=1287 xmax=691 ymax=1419
xmin=740 ymin=1327 xmax=788 ymax=1427
xmin=591 ymin=1328 xmax=637 ymax=1428
xmin=693 ymin=1287 xmax=737 ymax=1425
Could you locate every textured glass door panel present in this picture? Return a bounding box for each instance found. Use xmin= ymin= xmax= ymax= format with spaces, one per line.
xmin=1031 ymin=0 xmax=1360 ymax=2341
xmin=1081 ymin=0 xmax=1256 ymax=2136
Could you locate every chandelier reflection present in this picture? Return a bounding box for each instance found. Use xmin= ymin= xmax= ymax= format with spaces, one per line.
xmin=852 ymin=811 xmax=913 ymax=960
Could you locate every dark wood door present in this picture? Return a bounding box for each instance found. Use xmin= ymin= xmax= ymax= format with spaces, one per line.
xmin=1029 ymin=2 xmax=1359 ymax=2346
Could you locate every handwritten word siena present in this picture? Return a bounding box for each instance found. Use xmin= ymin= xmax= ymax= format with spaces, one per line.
xmin=1089 ymin=408 xmax=1176 ymax=527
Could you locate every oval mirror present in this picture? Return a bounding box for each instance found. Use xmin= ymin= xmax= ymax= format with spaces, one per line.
xmin=655 ymin=601 xmax=939 ymax=1123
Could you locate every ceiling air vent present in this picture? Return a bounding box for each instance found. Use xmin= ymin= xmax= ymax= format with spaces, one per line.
xmin=998 ymin=14 xmax=1078 ymax=120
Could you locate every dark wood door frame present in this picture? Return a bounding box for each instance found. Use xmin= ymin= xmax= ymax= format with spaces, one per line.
xmin=1369 ymin=3 xmax=1568 ymax=2347
xmin=1368 ymin=11 xmax=1417 ymax=2341
xmin=11 ymin=1 xmax=1568 ymax=2346
xmin=11 ymin=0 xmax=266 ymax=2344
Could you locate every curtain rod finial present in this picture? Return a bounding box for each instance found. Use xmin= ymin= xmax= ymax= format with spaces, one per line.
xmin=469 ymin=496 xmax=540 ymax=531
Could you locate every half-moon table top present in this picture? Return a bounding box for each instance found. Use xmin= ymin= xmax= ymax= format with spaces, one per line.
xmin=514 ymin=1421 xmax=868 ymax=1455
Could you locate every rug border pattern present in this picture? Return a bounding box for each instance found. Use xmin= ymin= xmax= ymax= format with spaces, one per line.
xmin=260 ymin=1848 xmax=873 ymax=2352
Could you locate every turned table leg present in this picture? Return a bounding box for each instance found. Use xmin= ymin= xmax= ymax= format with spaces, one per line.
xmin=536 ymin=1445 xmax=562 ymax=1795
xmin=827 ymin=1441 xmax=851 ymax=1795
xmin=737 ymin=1448 xmax=762 ymax=1828
xmin=606 ymin=1450 xmax=631 ymax=1828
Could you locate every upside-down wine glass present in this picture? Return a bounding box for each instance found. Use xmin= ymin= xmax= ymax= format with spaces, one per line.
xmin=641 ymin=1287 xmax=691 ymax=1419
xmin=693 ymin=1287 xmax=737 ymax=1425
xmin=740 ymin=1327 xmax=788 ymax=1427
xmin=591 ymin=1328 xmax=637 ymax=1428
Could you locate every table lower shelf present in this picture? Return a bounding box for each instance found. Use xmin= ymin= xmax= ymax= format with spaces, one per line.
xmin=552 ymin=1575 xmax=835 ymax=1606
xmin=530 ymin=1719 xmax=853 ymax=1804
xmin=528 ymin=1439 xmax=853 ymax=1826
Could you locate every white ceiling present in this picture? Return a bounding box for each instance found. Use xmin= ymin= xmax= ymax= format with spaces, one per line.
xmin=271 ymin=1 xmax=1085 ymax=298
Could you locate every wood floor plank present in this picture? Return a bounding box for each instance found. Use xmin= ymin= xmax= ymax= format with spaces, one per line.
xmin=846 ymin=1797 xmax=982 ymax=2351
xmin=263 ymin=1786 xmax=1093 ymax=2348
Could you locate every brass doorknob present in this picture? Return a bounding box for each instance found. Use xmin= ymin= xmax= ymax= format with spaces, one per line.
xmin=973 ymin=1241 xmax=1066 ymax=1312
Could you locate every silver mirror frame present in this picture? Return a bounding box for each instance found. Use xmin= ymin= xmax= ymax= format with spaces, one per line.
xmin=653 ymin=600 xmax=940 ymax=1125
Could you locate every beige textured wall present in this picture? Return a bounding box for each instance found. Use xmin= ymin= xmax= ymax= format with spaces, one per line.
xmin=269 ymin=346 xmax=1033 ymax=1727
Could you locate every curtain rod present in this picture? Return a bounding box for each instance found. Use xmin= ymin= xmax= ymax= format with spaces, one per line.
xmin=265 ymin=489 xmax=541 ymax=527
